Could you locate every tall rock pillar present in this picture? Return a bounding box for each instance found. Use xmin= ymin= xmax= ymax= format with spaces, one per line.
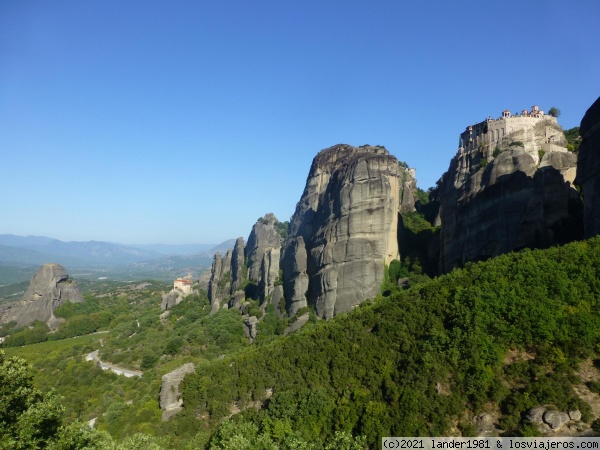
xmin=282 ymin=144 xmax=401 ymax=319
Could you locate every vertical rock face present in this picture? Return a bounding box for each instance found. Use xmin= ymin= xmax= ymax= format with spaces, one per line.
xmin=575 ymin=96 xmax=600 ymax=238
xmin=159 ymin=363 xmax=196 ymax=421
xmin=282 ymin=144 xmax=401 ymax=319
xmin=436 ymin=114 xmax=583 ymax=273
xmin=245 ymin=213 xmax=283 ymax=302
xmin=207 ymin=252 xmax=224 ymax=313
xmin=0 ymin=263 xmax=83 ymax=328
xmin=399 ymin=166 xmax=418 ymax=214
xmin=207 ymin=215 xmax=285 ymax=313
xmin=281 ymin=236 xmax=309 ymax=315
xmin=207 ymin=249 xmax=234 ymax=313
xmin=230 ymin=237 xmax=246 ymax=293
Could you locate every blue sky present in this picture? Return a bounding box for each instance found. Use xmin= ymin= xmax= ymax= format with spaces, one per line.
xmin=1 ymin=1 xmax=599 ymax=245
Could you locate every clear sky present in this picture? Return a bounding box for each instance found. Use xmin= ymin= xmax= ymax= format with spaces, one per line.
xmin=1 ymin=1 xmax=599 ymax=245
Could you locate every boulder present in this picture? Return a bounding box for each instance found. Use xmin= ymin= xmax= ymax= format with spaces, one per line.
xmin=527 ymin=407 xmax=547 ymax=428
xmin=543 ymin=410 xmax=570 ymax=430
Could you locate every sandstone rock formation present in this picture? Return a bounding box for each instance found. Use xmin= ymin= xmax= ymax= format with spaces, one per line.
xmin=159 ymin=363 xmax=196 ymax=421
xmin=0 ymin=263 xmax=83 ymax=329
xmin=197 ymin=268 xmax=211 ymax=291
xmin=575 ymin=96 xmax=600 ymax=238
xmin=399 ymin=165 xmax=418 ymax=214
xmin=282 ymin=144 xmax=401 ymax=319
xmin=435 ymin=109 xmax=583 ymax=273
xmin=245 ymin=213 xmax=282 ymax=302
xmin=207 ymin=252 xmax=223 ymax=311
xmin=230 ymin=237 xmax=246 ymax=293
xmin=243 ymin=315 xmax=259 ymax=343
xmin=207 ymin=215 xmax=286 ymax=314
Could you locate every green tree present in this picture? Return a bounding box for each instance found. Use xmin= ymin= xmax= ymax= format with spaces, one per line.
xmin=548 ymin=106 xmax=561 ymax=118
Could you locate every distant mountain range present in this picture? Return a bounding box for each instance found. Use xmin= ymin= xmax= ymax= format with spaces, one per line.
xmin=0 ymin=235 xmax=237 ymax=286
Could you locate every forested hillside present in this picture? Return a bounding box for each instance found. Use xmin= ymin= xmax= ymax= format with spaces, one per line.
xmin=175 ymin=237 xmax=600 ymax=447
xmin=4 ymin=237 xmax=600 ymax=449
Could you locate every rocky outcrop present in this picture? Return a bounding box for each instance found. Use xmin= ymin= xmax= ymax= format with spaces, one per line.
xmin=207 ymin=251 xmax=231 ymax=313
xmin=243 ymin=315 xmax=259 ymax=343
xmin=198 ymin=269 xmax=211 ymax=291
xmin=159 ymin=363 xmax=196 ymax=421
xmin=161 ymin=274 xmax=194 ymax=311
xmin=245 ymin=213 xmax=282 ymax=302
xmin=282 ymin=144 xmax=401 ymax=319
xmin=207 ymin=237 xmax=251 ymax=312
xmin=0 ymin=263 xmax=83 ymax=329
xmin=575 ymin=96 xmax=600 ymax=238
xmin=281 ymin=236 xmax=309 ymax=315
xmin=436 ymin=114 xmax=583 ymax=273
xmin=230 ymin=237 xmax=246 ymax=293
xmin=399 ymin=166 xmax=418 ymax=213
xmin=526 ymin=406 xmax=582 ymax=433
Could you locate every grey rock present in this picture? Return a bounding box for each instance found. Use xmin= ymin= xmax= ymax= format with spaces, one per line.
xmin=282 ymin=144 xmax=401 ymax=319
xmin=527 ymin=407 xmax=547 ymax=427
xmin=543 ymin=410 xmax=569 ymax=430
xmin=283 ymin=312 xmax=310 ymax=335
xmin=245 ymin=214 xmax=282 ymax=303
xmin=244 ymin=315 xmax=259 ymax=343
xmin=474 ymin=413 xmax=496 ymax=437
xmin=230 ymin=237 xmax=246 ymax=293
xmin=229 ymin=291 xmax=245 ymax=310
xmin=160 ymin=274 xmax=194 ymax=310
xmin=282 ymin=236 xmax=309 ymax=316
xmin=400 ymin=166 xmax=418 ymax=213
xmin=270 ymin=285 xmax=284 ymax=317
xmin=207 ymin=251 xmax=233 ymax=314
xmin=197 ymin=268 xmax=212 ymax=291
xmin=159 ymin=363 xmax=196 ymax=421
xmin=568 ymin=410 xmax=582 ymax=421
xmin=575 ymin=96 xmax=600 ymax=238
xmin=207 ymin=252 xmax=223 ymax=313
xmin=259 ymin=247 xmax=280 ymax=301
xmin=160 ymin=290 xmax=182 ymax=311
xmin=0 ymin=263 xmax=83 ymax=329
xmin=435 ymin=114 xmax=583 ymax=273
